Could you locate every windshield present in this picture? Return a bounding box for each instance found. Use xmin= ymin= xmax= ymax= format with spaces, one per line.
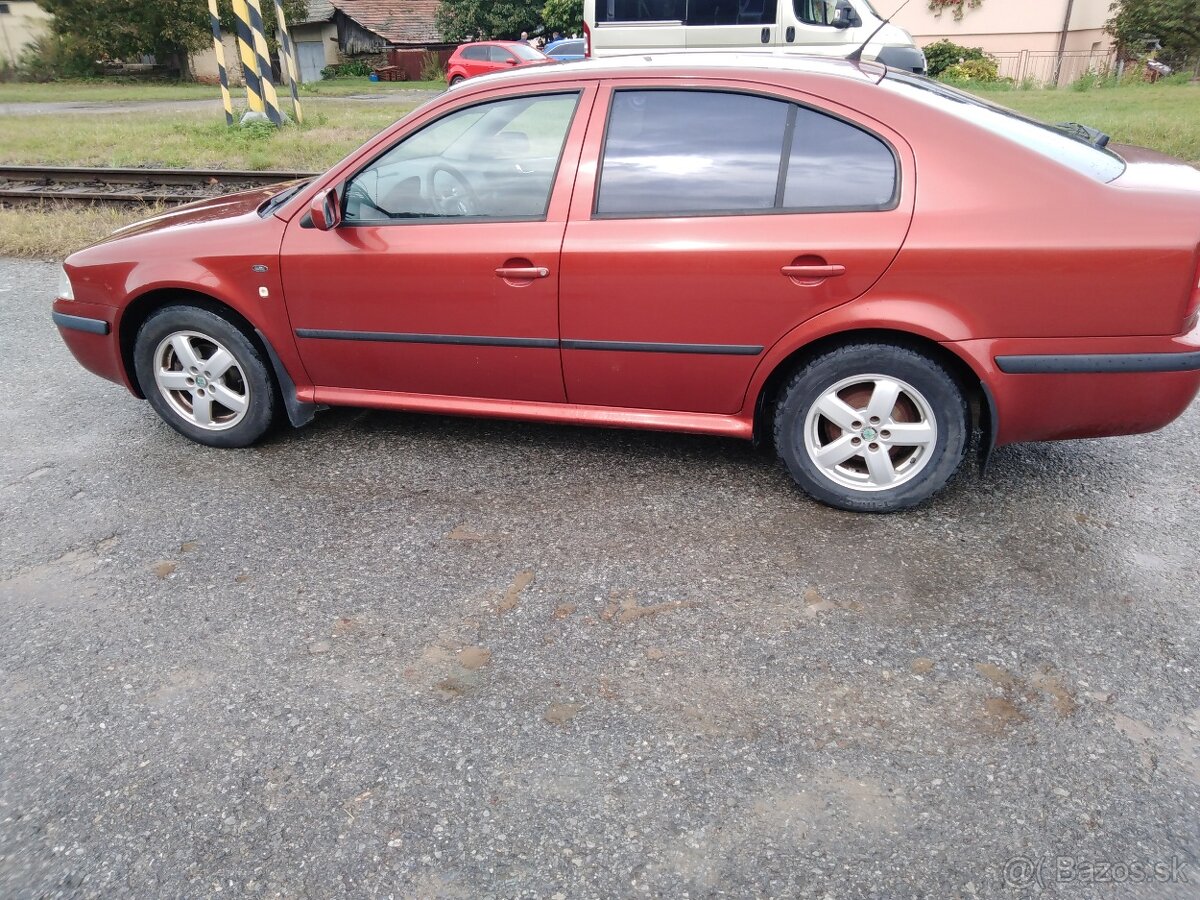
xmin=510 ymin=43 xmax=546 ymax=61
xmin=881 ymin=71 xmax=1125 ymax=183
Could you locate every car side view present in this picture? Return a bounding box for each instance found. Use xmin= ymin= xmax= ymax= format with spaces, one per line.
xmin=444 ymin=41 xmax=551 ymax=84
xmin=53 ymin=55 xmax=1200 ymax=512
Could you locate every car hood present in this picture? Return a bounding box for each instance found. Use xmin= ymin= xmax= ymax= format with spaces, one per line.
xmin=93 ymin=181 xmax=307 ymax=246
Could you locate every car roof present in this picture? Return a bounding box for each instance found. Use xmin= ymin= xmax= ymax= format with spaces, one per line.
xmin=447 ymin=51 xmax=886 ymax=89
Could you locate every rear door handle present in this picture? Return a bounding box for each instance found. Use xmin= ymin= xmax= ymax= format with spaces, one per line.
xmin=495 ymin=266 xmax=549 ymax=279
xmin=760 ymin=27 xmax=771 ymax=43
xmin=781 ymin=264 xmax=846 ymax=279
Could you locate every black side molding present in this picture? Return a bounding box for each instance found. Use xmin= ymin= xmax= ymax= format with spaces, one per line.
xmin=996 ymin=351 xmax=1200 ymax=375
xmin=255 ymin=328 xmax=321 ymax=428
xmin=52 ymin=311 xmax=110 ymax=335
xmin=561 ymin=339 xmax=763 ymax=356
xmin=296 ymin=329 xmax=558 ymax=349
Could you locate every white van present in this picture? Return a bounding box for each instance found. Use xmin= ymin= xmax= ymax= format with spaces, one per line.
xmin=583 ymin=0 xmax=926 ymax=73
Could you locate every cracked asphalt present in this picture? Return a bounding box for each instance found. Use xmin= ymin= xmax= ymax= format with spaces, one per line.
xmin=2 ymin=258 xmax=1199 ymax=898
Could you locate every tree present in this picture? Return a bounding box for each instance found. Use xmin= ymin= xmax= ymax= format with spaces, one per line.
xmin=37 ymin=0 xmax=306 ymax=77
xmin=542 ymin=0 xmax=583 ymax=36
xmin=1107 ymin=0 xmax=1200 ymax=66
xmin=436 ymin=0 xmax=544 ymax=41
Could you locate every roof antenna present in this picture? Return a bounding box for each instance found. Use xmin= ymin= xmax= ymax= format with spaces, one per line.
xmin=846 ymin=0 xmax=914 ymax=64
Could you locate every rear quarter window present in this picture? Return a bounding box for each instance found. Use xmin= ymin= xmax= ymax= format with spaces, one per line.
xmin=882 ymin=72 xmax=1125 ymax=183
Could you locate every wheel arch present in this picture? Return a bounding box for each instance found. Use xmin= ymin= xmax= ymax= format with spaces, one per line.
xmin=118 ymin=288 xmax=270 ymax=399
xmin=752 ymin=327 xmax=996 ymax=468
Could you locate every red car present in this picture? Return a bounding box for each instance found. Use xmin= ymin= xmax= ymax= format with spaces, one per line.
xmin=53 ymin=56 xmax=1200 ymax=511
xmin=445 ymin=41 xmax=550 ymax=85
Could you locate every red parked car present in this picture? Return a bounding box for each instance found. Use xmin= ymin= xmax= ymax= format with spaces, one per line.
xmin=445 ymin=41 xmax=550 ymax=85
xmin=53 ymin=55 xmax=1200 ymax=511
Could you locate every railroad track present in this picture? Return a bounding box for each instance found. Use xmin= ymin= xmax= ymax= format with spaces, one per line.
xmin=0 ymin=165 xmax=317 ymax=207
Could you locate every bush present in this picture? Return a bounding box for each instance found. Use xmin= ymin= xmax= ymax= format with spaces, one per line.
xmin=923 ymin=38 xmax=988 ymax=78
xmin=942 ymin=56 xmax=999 ymax=82
xmin=17 ymin=33 xmax=97 ymax=81
xmin=320 ymin=60 xmax=373 ymax=79
xmin=419 ymin=51 xmax=445 ymax=82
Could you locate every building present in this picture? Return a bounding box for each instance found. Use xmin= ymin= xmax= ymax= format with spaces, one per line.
xmin=892 ymin=0 xmax=1115 ymax=84
xmin=0 ymin=1 xmax=52 ymax=68
xmin=191 ymin=0 xmax=447 ymax=85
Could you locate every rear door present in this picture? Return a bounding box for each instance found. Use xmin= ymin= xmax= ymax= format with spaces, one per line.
xmin=558 ymin=81 xmax=915 ymax=414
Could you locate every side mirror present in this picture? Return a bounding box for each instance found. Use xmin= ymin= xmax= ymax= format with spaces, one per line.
xmin=504 ymin=57 xmax=519 ymax=65
xmin=308 ymin=187 xmax=341 ymax=231
xmin=832 ymin=0 xmax=861 ymax=28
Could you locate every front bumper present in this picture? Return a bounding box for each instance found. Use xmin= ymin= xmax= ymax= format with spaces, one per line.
xmin=52 ymin=298 xmax=132 ymax=390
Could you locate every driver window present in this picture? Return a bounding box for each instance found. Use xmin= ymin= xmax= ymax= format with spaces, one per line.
xmin=794 ymin=0 xmax=835 ymax=25
xmin=343 ymin=92 xmax=581 ymax=224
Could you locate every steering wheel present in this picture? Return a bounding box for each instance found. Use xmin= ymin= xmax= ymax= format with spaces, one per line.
xmin=429 ymin=162 xmax=480 ymax=216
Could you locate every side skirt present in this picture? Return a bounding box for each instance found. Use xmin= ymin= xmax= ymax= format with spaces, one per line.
xmin=306 ymin=386 xmax=754 ymax=439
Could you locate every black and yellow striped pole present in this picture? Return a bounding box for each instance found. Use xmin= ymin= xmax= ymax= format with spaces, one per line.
xmin=231 ymin=0 xmax=282 ymax=124
xmin=207 ymin=0 xmax=234 ymax=126
xmin=246 ymin=0 xmax=284 ymax=124
xmin=272 ymin=0 xmax=304 ymax=123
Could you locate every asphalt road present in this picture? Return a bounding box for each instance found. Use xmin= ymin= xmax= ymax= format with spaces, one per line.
xmin=2 ymin=258 xmax=1199 ymax=898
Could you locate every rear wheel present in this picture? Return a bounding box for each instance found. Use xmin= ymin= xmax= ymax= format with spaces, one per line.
xmin=774 ymin=343 xmax=969 ymax=512
xmin=133 ymin=305 xmax=278 ymax=448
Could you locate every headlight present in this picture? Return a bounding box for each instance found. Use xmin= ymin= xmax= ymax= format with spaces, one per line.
xmin=58 ymin=266 xmax=74 ymax=301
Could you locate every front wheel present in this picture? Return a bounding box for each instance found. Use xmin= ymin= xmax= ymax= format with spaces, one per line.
xmin=773 ymin=343 xmax=969 ymax=512
xmin=133 ymin=305 xmax=278 ymax=448
xmin=448 ymin=74 xmax=465 ymax=86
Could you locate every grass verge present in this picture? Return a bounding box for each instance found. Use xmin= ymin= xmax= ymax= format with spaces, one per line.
xmin=0 ymin=203 xmax=164 ymax=259
xmin=0 ymin=77 xmax=445 ymax=103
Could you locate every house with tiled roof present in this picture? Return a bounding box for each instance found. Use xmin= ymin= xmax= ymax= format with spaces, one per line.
xmin=192 ymin=0 xmax=449 ymax=85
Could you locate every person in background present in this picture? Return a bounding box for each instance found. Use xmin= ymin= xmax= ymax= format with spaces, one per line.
xmin=520 ymin=31 xmax=530 ymax=43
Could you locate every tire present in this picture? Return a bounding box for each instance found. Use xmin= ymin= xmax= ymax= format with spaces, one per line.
xmin=133 ymin=305 xmax=278 ymax=448
xmin=773 ymin=343 xmax=969 ymax=513
xmin=449 ymin=74 xmax=465 ymax=85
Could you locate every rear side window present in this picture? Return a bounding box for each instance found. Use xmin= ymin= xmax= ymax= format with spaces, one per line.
xmin=597 ymin=0 xmax=686 ymax=22
xmin=461 ymin=45 xmax=488 ymax=60
xmin=595 ymin=89 xmax=898 ymax=217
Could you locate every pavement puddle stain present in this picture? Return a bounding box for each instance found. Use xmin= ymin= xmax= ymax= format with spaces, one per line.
xmin=552 ymin=602 xmax=577 ymax=620
xmin=446 ymin=525 xmax=485 ymax=542
xmin=180 ymin=540 xmax=199 ymax=553
xmin=457 ymin=646 xmax=491 ymax=670
xmin=911 ymin=657 xmax=935 ymax=675
xmin=1029 ymin=667 xmax=1078 ymax=717
xmin=497 ymin=570 xmax=534 ymax=614
xmin=600 ymin=590 xmax=698 ymax=624
xmin=1 ymin=535 xmax=121 ymax=607
xmin=544 ymin=701 xmax=584 ymax=726
xmin=149 ymin=560 xmax=177 ymax=579
xmin=975 ymin=662 xmax=1019 ymax=689
xmin=981 ymin=697 xmax=1029 ymax=733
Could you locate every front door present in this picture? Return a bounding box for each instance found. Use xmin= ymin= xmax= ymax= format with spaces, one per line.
xmin=559 ymin=83 xmax=915 ymax=414
xmin=280 ymin=88 xmax=593 ymax=402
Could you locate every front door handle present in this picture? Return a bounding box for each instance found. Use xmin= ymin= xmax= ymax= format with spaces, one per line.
xmin=760 ymin=26 xmax=771 ymax=43
xmin=495 ymin=266 xmax=549 ymax=279
xmin=781 ymin=264 xmax=846 ymax=279
xmin=786 ymin=26 xmax=795 ymax=42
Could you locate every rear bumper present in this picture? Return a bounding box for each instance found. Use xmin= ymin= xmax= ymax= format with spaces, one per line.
xmin=951 ymin=325 xmax=1200 ymax=446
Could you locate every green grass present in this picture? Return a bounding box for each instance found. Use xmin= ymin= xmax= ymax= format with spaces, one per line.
xmin=970 ymin=81 xmax=1200 ymax=164
xmin=0 ymin=77 xmax=444 ymax=103
xmin=0 ymin=102 xmax=417 ymax=170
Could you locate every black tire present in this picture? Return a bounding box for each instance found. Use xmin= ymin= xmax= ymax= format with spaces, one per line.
xmin=449 ymin=75 xmax=465 ymax=86
xmin=773 ymin=343 xmax=969 ymax=513
xmin=133 ymin=305 xmax=278 ymax=448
